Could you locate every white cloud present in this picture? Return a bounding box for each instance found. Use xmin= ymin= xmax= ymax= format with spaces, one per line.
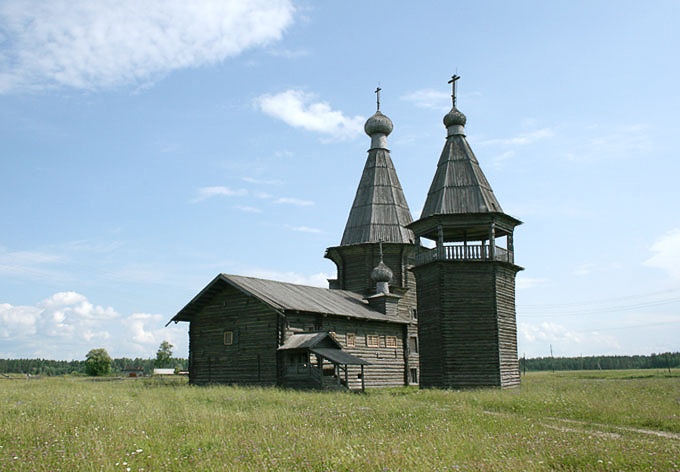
xmin=564 ymin=123 xmax=651 ymax=162
xmin=122 ymin=313 xmax=162 ymax=345
xmin=234 ymin=205 xmax=263 ymax=214
xmin=0 ymin=292 xmax=187 ymax=359
xmin=401 ymin=88 xmax=450 ymax=111
xmin=0 ymin=0 xmax=295 ymax=93
xmin=0 ymin=247 xmax=64 ymax=280
xmin=286 ymin=225 xmax=323 ymax=234
xmin=572 ymin=262 xmax=595 ymax=277
xmin=491 ymin=150 xmax=515 ymax=168
xmin=191 ymin=186 xmax=248 ymax=203
xmin=516 ymin=276 xmax=549 ymax=290
xmin=644 ymin=229 xmax=680 ymax=279
xmin=255 ymin=89 xmax=365 ymax=140
xmin=268 ymin=47 xmax=309 ymax=59
xmin=274 ymin=197 xmax=314 ymax=206
xmin=0 ymin=292 xmax=117 ymax=345
xmin=242 ymin=177 xmax=283 ymax=185
xmin=478 ymin=128 xmax=555 ymax=147
xmin=519 ymin=321 xmax=620 ymax=356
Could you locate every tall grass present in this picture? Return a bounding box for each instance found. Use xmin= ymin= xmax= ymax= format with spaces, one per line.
xmin=1 ymin=370 xmax=678 ymax=471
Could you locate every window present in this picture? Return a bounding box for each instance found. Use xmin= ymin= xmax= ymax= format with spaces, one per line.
xmin=223 ymin=330 xmax=234 ymax=346
xmin=385 ymin=336 xmax=398 ymax=348
xmin=366 ymin=334 xmax=380 ymax=348
xmin=411 ymin=308 xmax=418 ymax=320
xmin=346 ymin=333 xmax=356 ymax=348
xmin=408 ymin=336 xmax=418 ymax=354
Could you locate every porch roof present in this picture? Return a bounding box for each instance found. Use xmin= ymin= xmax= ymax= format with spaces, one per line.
xmin=312 ymin=348 xmax=370 ymax=366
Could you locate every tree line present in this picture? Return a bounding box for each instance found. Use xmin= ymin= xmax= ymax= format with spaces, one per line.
xmin=520 ymin=351 xmax=680 ymax=372
xmin=0 ymin=356 xmax=189 ymax=377
xmin=0 ymin=341 xmax=187 ymax=377
xmin=2 ymin=351 xmax=678 ymax=376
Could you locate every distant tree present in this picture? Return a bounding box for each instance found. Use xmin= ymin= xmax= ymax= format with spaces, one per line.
xmin=85 ymin=348 xmax=112 ymax=376
xmin=155 ymin=340 xmax=173 ymax=368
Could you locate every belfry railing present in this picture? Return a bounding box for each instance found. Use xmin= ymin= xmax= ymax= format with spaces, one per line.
xmin=415 ymin=244 xmax=513 ymax=265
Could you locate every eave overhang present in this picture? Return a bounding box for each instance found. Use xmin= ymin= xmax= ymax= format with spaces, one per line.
xmin=408 ymin=212 xmax=522 ymax=242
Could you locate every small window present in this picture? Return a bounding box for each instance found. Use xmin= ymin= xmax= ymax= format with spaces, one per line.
xmin=385 ymin=336 xmax=398 ymax=348
xmin=408 ymin=336 xmax=418 ymax=354
xmin=223 ymin=330 xmax=234 ymax=346
xmin=366 ymin=334 xmax=380 ymax=348
xmin=346 ymin=333 xmax=356 ymax=348
xmin=411 ymin=308 xmax=418 ymax=320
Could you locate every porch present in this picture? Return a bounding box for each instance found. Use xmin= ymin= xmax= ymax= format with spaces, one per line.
xmin=278 ymin=332 xmax=369 ymax=391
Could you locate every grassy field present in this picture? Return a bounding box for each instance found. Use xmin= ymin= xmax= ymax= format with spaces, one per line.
xmin=1 ymin=370 xmax=678 ymax=471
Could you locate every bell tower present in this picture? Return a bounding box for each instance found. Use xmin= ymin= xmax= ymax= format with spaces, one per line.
xmin=409 ymin=76 xmax=523 ymax=388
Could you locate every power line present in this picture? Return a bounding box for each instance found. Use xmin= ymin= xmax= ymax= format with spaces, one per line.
xmin=518 ymin=287 xmax=680 ymax=317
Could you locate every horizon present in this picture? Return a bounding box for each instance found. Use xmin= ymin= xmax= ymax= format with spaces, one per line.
xmin=1 ymin=1 xmax=679 ymax=360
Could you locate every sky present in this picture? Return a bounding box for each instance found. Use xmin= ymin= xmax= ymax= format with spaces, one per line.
xmin=1 ymin=0 xmax=679 ymax=361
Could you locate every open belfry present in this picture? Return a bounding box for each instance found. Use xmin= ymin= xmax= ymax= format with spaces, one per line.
xmin=169 ymin=76 xmax=522 ymax=389
xmin=409 ymin=75 xmax=523 ymax=388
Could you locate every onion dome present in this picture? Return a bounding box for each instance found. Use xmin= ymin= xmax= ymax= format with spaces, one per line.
xmin=364 ymin=111 xmax=393 ymax=137
xmin=443 ymin=106 xmax=467 ymax=128
xmin=371 ymin=260 xmax=393 ymax=284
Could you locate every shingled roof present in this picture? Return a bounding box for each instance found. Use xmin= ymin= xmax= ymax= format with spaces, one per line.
xmin=339 ymin=109 xmax=415 ymax=246
xmin=419 ymin=106 xmax=503 ymax=219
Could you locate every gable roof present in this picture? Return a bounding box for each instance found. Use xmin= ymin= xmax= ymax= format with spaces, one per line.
xmin=167 ymin=273 xmax=409 ymax=325
xmin=277 ymin=332 xmax=342 ymax=350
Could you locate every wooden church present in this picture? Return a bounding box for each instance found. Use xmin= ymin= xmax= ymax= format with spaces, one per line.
xmin=167 ymin=77 xmax=522 ymax=390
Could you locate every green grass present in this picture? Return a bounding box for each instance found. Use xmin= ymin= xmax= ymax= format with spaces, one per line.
xmin=1 ymin=370 xmax=678 ymax=471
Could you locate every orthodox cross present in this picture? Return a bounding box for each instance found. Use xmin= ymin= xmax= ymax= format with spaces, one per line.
xmin=375 ymin=86 xmax=382 ymax=112
xmin=448 ymin=74 xmax=460 ymax=106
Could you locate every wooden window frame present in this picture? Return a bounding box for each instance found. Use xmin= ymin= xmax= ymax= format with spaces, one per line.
xmin=385 ymin=336 xmax=398 ymax=348
xmin=346 ymin=333 xmax=356 ymax=348
xmin=223 ymin=330 xmax=234 ymax=346
xmin=409 ymin=335 xmax=418 ymax=354
xmin=366 ymin=334 xmax=380 ymax=348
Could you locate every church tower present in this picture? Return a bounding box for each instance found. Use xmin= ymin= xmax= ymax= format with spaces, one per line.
xmin=408 ymin=76 xmax=523 ymax=388
xmin=325 ymin=89 xmax=418 ymax=321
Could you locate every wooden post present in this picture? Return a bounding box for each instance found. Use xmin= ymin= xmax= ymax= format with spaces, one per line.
xmin=507 ymin=232 xmax=514 ymax=263
xmin=437 ymin=225 xmax=444 ymax=260
xmin=463 ymin=230 xmax=468 ymax=260
xmin=489 ymin=222 xmax=496 ymax=260
xmin=360 ymin=365 xmax=365 ymax=392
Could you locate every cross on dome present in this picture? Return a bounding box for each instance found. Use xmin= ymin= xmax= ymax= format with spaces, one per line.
xmin=448 ymin=74 xmax=460 ymax=106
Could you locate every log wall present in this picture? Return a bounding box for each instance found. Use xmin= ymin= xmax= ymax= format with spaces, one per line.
xmin=285 ymin=312 xmax=417 ymax=389
xmin=189 ymin=285 xmax=279 ymax=386
xmin=413 ymin=260 xmax=520 ymax=388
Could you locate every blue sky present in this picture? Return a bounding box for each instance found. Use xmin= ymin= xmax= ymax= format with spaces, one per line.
xmin=1 ymin=0 xmax=679 ymax=361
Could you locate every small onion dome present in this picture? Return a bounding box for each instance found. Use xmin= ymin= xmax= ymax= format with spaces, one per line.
xmin=371 ymin=260 xmax=393 ymax=284
xmin=443 ymin=106 xmax=467 ymax=128
xmin=364 ymin=111 xmax=393 ymax=137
